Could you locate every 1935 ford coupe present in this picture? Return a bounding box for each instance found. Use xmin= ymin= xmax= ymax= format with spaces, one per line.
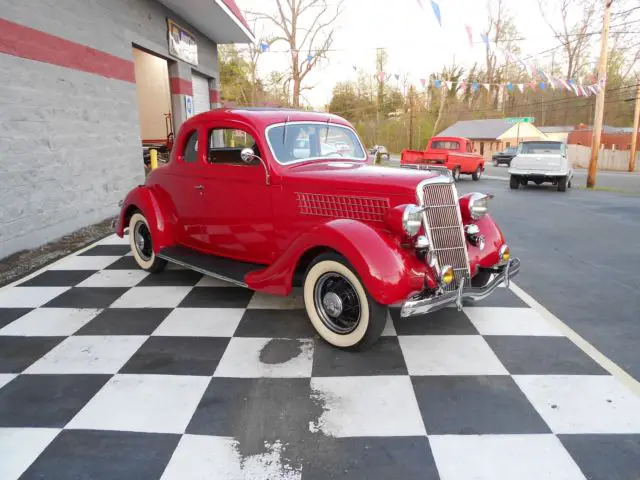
xmin=116 ymin=108 xmax=520 ymax=350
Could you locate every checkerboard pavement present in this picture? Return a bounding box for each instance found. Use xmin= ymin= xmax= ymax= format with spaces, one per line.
xmin=1 ymin=234 xmax=639 ymax=480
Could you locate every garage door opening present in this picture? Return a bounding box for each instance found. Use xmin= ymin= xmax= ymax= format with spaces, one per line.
xmin=132 ymin=48 xmax=173 ymax=174
xmin=192 ymin=72 xmax=210 ymax=115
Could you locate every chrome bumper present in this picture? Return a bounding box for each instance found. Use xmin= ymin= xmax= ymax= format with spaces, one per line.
xmin=400 ymin=258 xmax=521 ymax=317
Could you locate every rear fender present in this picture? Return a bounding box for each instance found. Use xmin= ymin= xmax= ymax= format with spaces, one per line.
xmin=245 ymin=219 xmax=435 ymax=305
xmin=115 ymin=186 xmax=177 ymax=252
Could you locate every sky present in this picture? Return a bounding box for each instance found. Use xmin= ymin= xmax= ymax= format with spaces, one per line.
xmin=234 ymin=0 xmax=602 ymax=108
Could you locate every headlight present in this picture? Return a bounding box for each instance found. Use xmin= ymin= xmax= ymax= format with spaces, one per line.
xmin=402 ymin=205 xmax=423 ymax=237
xmin=468 ymin=192 xmax=493 ymax=220
xmin=440 ymin=265 xmax=455 ymax=286
xmin=499 ymin=244 xmax=510 ymax=263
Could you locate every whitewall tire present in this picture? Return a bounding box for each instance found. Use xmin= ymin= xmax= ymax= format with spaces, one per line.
xmin=303 ymin=253 xmax=387 ymax=350
xmin=128 ymin=212 xmax=167 ymax=273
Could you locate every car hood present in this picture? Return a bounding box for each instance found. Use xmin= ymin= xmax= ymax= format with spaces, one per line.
xmin=282 ymin=160 xmax=442 ymax=197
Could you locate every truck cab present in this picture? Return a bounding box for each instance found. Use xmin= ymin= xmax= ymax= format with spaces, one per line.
xmin=508 ymin=140 xmax=573 ymax=192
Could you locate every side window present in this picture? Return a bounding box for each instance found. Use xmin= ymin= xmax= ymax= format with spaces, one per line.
xmin=182 ymin=130 xmax=199 ymax=163
xmin=466 ymin=142 xmax=472 ymax=153
xmin=207 ymin=128 xmax=260 ymax=165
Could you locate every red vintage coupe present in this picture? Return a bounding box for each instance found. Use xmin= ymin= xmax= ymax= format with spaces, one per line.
xmin=116 ymin=108 xmax=519 ymax=350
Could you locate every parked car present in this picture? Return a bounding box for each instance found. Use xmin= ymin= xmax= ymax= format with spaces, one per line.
xmin=369 ymin=145 xmax=390 ymax=161
xmin=492 ymin=146 xmax=517 ymax=166
xmin=508 ymin=140 xmax=573 ymax=191
xmin=116 ymin=108 xmax=519 ymax=350
xmin=400 ymin=136 xmax=485 ymax=181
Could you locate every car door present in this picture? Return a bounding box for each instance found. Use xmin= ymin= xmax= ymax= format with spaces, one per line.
xmin=161 ymin=126 xmax=205 ymax=248
xmin=196 ymin=124 xmax=275 ymax=264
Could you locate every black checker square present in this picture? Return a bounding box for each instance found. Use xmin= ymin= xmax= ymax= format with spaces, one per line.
xmin=234 ymin=308 xmax=317 ymax=338
xmin=43 ymin=287 xmax=128 ymax=308
xmin=137 ymin=269 xmax=204 ymax=287
xmin=78 ymin=244 xmax=131 ymax=256
xmin=20 ymin=429 xmax=180 ymax=480
xmin=559 ymin=434 xmax=640 ymax=480
xmin=484 ymin=335 xmax=609 ymax=375
xmin=312 ymin=336 xmax=408 ymax=377
xmin=412 ymin=375 xmax=551 ymax=435
xmin=0 ymin=308 xmax=33 ymax=330
xmin=19 ymin=270 xmax=95 ymax=287
xmin=390 ymin=306 xmax=479 ymax=335
xmin=104 ymin=256 xmax=140 ymax=270
xmin=0 ymin=336 xmax=63 ymax=373
xmin=179 ymin=286 xmax=254 ymax=308
xmin=119 ymin=336 xmax=230 ymax=376
xmin=75 ymin=308 xmax=172 ymax=335
xmin=0 ymin=374 xmax=110 ymax=427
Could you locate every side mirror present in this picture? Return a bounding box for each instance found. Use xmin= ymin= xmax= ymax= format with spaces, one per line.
xmin=239 ymin=147 xmax=271 ymax=185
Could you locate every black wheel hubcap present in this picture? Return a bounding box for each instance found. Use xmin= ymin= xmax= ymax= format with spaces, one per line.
xmin=314 ymin=272 xmax=361 ymax=334
xmin=133 ymin=221 xmax=152 ymax=261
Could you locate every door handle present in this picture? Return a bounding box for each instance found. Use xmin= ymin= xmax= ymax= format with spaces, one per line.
xmin=194 ymin=185 xmax=204 ymax=190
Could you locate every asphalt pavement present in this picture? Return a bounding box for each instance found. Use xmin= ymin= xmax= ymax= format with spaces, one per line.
xmin=454 ymin=177 xmax=640 ymax=381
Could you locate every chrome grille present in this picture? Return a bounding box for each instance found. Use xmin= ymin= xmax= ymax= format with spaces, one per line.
xmin=422 ymin=183 xmax=470 ymax=291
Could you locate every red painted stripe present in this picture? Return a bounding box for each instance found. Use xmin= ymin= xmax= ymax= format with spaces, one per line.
xmin=209 ymin=89 xmax=221 ymax=103
xmin=170 ymin=77 xmax=193 ymax=95
xmin=0 ymin=18 xmax=135 ymax=83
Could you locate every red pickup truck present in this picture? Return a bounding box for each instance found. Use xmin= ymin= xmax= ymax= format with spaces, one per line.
xmin=401 ymin=136 xmax=485 ymax=181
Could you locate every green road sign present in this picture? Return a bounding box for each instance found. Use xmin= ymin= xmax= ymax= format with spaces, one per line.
xmin=505 ymin=117 xmax=535 ymax=124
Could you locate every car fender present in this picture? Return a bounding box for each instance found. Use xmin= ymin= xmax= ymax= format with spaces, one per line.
xmin=115 ymin=186 xmax=177 ymax=252
xmin=245 ymin=219 xmax=435 ymax=305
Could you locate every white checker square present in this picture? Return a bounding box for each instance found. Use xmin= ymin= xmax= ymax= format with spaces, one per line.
xmin=152 ymin=308 xmax=243 ymax=337
xmin=464 ymin=307 xmax=562 ymax=336
xmin=161 ymin=434 xmax=302 ymax=480
xmin=110 ymin=286 xmax=192 ymax=308
xmin=214 ymin=338 xmax=313 ymax=378
xmin=0 ymin=374 xmax=16 ymax=390
xmin=310 ymin=376 xmax=426 ymax=437
xmin=67 ymin=374 xmax=210 ymax=434
xmin=77 ymin=270 xmax=148 ymax=288
xmin=24 ymin=335 xmax=147 ymax=374
xmin=0 ymin=308 xmax=101 ymax=336
xmin=49 ymin=255 xmax=120 ymax=271
xmin=0 ymin=287 xmax=69 ymax=308
xmin=514 ymin=375 xmax=640 ymax=434
xmin=97 ymin=234 xmax=129 ymax=245
xmin=430 ymin=434 xmax=585 ymax=480
xmin=195 ymin=276 xmax=237 ymax=287
xmin=398 ymin=335 xmax=508 ymax=375
xmin=0 ymin=428 xmax=60 ymax=480
xmin=247 ymin=289 xmax=305 ymax=309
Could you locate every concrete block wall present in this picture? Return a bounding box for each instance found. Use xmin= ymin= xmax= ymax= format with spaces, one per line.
xmin=0 ymin=0 xmax=220 ymax=258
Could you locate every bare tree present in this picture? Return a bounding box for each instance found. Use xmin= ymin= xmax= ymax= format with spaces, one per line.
xmin=251 ymin=0 xmax=344 ymax=107
xmin=483 ymin=0 xmax=520 ymax=84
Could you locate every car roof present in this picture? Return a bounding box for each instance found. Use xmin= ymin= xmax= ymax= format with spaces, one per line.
xmin=185 ymin=107 xmax=354 ymax=131
xmin=521 ymin=140 xmax=563 ymax=143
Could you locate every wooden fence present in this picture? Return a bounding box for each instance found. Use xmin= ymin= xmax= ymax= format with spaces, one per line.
xmin=568 ymin=144 xmax=639 ymax=172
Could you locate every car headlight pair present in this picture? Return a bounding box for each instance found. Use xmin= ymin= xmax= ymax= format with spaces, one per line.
xmin=467 ymin=192 xmax=493 ymax=220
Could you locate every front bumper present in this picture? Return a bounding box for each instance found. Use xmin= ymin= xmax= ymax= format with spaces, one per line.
xmin=400 ymin=258 xmax=521 ymax=317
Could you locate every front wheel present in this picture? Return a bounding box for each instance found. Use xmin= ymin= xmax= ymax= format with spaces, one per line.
xmin=472 ymin=166 xmax=482 ymax=181
xmin=129 ymin=212 xmax=167 ymax=273
xmin=509 ymin=175 xmax=520 ymax=189
xmin=303 ymin=253 xmax=387 ymax=350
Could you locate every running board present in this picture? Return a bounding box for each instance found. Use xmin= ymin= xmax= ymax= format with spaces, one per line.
xmin=157 ymin=246 xmax=264 ymax=288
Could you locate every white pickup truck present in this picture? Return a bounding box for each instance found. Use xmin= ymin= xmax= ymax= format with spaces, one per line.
xmin=508 ymin=140 xmax=573 ymax=192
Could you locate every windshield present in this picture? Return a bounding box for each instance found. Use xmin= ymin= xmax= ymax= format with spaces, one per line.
xmin=519 ymin=142 xmax=563 ymax=154
xmin=267 ymin=123 xmax=366 ymax=164
xmin=504 ymin=147 xmax=517 ymax=154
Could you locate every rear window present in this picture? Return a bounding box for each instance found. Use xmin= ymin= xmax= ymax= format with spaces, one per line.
xmin=431 ymin=140 xmax=460 ymax=150
xmin=519 ymin=142 xmax=563 ymax=154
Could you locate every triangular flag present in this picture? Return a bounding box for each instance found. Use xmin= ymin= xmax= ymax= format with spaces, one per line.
xmin=589 ymin=85 xmax=598 ymax=95
xmin=422 ymin=78 xmax=429 ymax=87
xmin=259 ymin=42 xmax=269 ymax=52
xmin=538 ymin=71 xmax=548 ymax=82
xmin=540 ymin=82 xmax=546 ymax=91
xmin=377 ymin=72 xmax=385 ymax=83
xmin=483 ymin=83 xmax=491 ymax=92
xmin=507 ymin=82 xmax=513 ymax=92
xmin=480 ymin=33 xmax=489 ymax=46
xmin=517 ymin=84 xmax=524 ymax=93
xmin=394 ymin=73 xmax=400 ymax=81
xmin=531 ymin=64 xmax=539 ymax=78
xmin=430 ymin=1 xmax=442 ymax=26
xmin=558 ymin=79 xmax=571 ymax=91
xmin=457 ymin=80 xmax=466 ymax=92
xmin=471 ymin=82 xmax=479 ymax=92
xmin=306 ymin=54 xmax=314 ymax=62
xmin=444 ymin=81 xmax=452 ymax=90
xmin=465 ymin=25 xmax=473 ymax=46
xmin=416 ymin=0 xmax=424 ymax=9
xmin=352 ymin=65 xmax=357 ymax=71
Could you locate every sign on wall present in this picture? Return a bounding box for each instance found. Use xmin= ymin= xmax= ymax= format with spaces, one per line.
xmin=167 ymin=19 xmax=198 ymax=66
xmin=505 ymin=117 xmax=536 ymax=124
xmin=184 ymin=95 xmax=194 ymax=118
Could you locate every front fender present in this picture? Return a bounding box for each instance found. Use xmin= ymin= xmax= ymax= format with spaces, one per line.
xmin=115 ymin=186 xmax=177 ymax=252
xmin=245 ymin=219 xmax=435 ymax=305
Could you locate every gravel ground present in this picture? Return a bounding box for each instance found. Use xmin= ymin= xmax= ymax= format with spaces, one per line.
xmin=0 ymin=218 xmax=117 ymax=287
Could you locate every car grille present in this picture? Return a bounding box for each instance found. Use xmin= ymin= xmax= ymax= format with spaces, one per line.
xmin=421 ymin=182 xmax=470 ymax=291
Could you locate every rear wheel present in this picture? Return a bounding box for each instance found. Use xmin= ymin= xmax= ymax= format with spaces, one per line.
xmin=303 ymin=253 xmax=387 ymax=350
xmin=129 ymin=212 xmax=167 ymax=273
xmin=509 ymin=175 xmax=520 ymax=189
xmin=472 ymin=166 xmax=482 ymax=181
xmin=557 ymin=176 xmax=568 ymax=192
xmin=493 ymin=159 xmax=499 ymax=166
xmin=452 ymin=166 xmax=461 ymax=182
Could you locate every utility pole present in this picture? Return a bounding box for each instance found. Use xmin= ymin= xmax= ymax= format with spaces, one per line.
xmin=587 ymin=0 xmax=612 ymax=188
xmin=408 ymin=86 xmax=414 ymax=149
xmin=629 ymin=83 xmax=640 ymax=172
